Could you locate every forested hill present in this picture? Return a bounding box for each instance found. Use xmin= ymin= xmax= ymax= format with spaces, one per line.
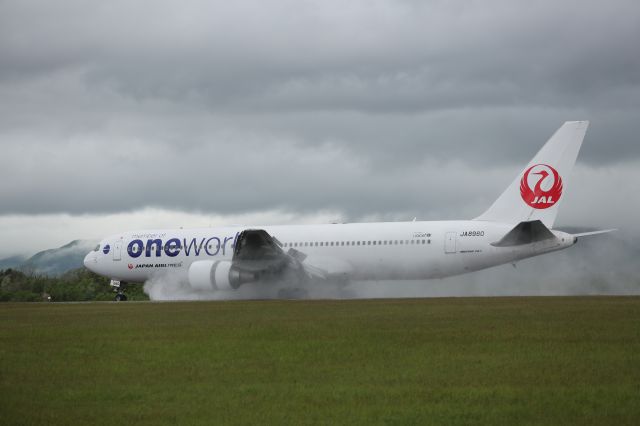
xmin=0 ymin=268 xmax=148 ymax=302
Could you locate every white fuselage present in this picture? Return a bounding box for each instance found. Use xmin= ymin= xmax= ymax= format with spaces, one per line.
xmin=83 ymin=220 xmax=576 ymax=284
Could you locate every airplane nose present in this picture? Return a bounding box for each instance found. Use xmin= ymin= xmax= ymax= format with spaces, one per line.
xmin=84 ymin=253 xmax=97 ymax=270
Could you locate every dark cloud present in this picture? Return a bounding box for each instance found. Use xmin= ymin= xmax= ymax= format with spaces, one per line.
xmin=0 ymin=0 xmax=638 ymax=237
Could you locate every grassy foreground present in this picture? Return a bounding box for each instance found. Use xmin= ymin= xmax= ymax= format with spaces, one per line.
xmin=1 ymin=297 xmax=639 ymax=425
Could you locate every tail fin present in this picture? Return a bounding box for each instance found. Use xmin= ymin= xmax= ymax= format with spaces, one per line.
xmin=474 ymin=121 xmax=589 ymax=228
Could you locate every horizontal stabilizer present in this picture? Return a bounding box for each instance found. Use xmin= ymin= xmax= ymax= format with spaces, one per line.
xmin=572 ymin=229 xmax=617 ymax=238
xmin=491 ymin=220 xmax=556 ymax=247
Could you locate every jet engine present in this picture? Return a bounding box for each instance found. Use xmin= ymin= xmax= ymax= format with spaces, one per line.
xmin=187 ymin=260 xmax=256 ymax=291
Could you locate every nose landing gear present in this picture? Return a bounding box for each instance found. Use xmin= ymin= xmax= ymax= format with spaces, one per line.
xmin=110 ymin=280 xmax=128 ymax=302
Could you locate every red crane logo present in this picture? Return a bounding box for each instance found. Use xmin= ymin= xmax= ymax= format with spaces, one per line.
xmin=520 ymin=164 xmax=563 ymax=209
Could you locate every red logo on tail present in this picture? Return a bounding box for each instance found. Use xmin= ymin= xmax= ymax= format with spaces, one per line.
xmin=520 ymin=164 xmax=563 ymax=209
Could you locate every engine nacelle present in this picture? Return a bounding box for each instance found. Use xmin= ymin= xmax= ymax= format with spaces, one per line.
xmin=187 ymin=260 xmax=255 ymax=291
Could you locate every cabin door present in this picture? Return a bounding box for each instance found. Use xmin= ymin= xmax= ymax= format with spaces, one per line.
xmin=444 ymin=232 xmax=457 ymax=254
xmin=113 ymin=241 xmax=122 ymax=261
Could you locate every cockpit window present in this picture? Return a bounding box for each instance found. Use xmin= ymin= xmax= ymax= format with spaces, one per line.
xmin=94 ymin=244 xmax=100 ymax=252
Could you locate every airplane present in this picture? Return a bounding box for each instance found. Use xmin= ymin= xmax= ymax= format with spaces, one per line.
xmin=84 ymin=121 xmax=613 ymax=301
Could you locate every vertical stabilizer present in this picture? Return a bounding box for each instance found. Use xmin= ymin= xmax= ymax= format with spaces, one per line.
xmin=474 ymin=121 xmax=589 ymax=228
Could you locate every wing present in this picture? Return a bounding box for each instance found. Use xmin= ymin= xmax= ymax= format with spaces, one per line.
xmin=187 ymin=229 xmax=352 ymax=291
xmin=232 ymin=229 xmax=290 ymax=273
xmin=232 ymin=229 xmax=350 ymax=284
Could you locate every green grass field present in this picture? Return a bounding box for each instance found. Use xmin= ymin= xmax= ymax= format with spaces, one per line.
xmin=1 ymin=297 xmax=639 ymax=425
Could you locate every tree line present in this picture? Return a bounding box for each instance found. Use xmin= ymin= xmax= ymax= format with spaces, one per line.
xmin=0 ymin=268 xmax=149 ymax=302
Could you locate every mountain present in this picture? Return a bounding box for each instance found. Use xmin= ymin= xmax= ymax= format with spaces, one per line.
xmin=0 ymin=255 xmax=27 ymax=270
xmin=17 ymin=240 xmax=98 ymax=277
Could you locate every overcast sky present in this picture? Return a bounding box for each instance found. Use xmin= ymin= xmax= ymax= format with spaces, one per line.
xmin=1 ymin=0 xmax=639 ymax=257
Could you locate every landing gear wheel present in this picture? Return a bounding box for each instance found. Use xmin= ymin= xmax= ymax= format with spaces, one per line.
xmin=115 ymin=293 xmax=128 ymax=302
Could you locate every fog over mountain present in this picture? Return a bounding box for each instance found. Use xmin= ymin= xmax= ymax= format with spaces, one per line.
xmin=0 ymin=240 xmax=97 ymax=277
xmin=0 ymin=1 xmax=638 ymax=295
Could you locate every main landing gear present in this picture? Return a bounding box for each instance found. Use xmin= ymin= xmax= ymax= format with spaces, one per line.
xmin=110 ymin=280 xmax=128 ymax=302
xmin=277 ymin=287 xmax=309 ymax=299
